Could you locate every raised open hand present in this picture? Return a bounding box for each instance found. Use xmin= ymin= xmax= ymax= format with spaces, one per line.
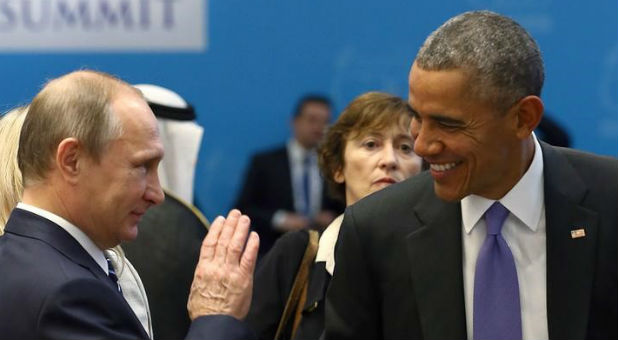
xmin=187 ymin=209 xmax=260 ymax=320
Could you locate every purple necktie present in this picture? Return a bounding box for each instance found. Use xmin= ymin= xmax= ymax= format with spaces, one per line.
xmin=473 ymin=202 xmax=522 ymax=340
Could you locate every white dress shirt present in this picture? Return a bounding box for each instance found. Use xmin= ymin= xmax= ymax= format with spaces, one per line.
xmin=288 ymin=139 xmax=323 ymax=216
xmin=16 ymin=202 xmax=108 ymax=274
xmin=461 ymin=135 xmax=548 ymax=340
xmin=272 ymin=139 xmax=324 ymax=228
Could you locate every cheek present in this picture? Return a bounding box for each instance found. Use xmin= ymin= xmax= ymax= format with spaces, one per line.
xmin=399 ymin=156 xmax=422 ymax=177
xmin=343 ymin=163 xmax=363 ymax=184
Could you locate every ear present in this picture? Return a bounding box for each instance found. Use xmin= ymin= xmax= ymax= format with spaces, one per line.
xmin=55 ymin=138 xmax=82 ymax=184
xmin=512 ymin=95 xmax=544 ymax=139
xmin=333 ymin=168 xmax=345 ymax=184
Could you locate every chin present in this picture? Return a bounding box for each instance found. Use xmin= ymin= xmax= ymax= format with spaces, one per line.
xmin=122 ymin=225 xmax=140 ymax=242
xmin=374 ymin=182 xmax=391 ymax=190
xmin=433 ymin=183 xmax=466 ymax=202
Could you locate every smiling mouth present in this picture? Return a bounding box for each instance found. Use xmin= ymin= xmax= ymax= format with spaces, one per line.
xmin=430 ymin=161 xmax=461 ymax=172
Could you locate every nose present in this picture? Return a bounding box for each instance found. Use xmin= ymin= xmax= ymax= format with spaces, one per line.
xmin=145 ymin=170 xmax=165 ymax=206
xmin=378 ymin=143 xmax=399 ymax=171
xmin=411 ymin=119 xmax=442 ymax=158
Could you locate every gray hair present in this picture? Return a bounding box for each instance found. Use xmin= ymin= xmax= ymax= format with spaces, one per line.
xmin=415 ymin=10 xmax=544 ymax=112
xmin=18 ymin=70 xmax=133 ymax=186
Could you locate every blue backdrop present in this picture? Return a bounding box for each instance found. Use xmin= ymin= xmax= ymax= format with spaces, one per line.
xmin=1 ymin=0 xmax=616 ymax=220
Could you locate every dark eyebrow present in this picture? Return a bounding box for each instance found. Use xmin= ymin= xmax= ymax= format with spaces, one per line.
xmin=411 ymin=106 xmax=465 ymax=126
xmin=430 ymin=114 xmax=466 ymax=126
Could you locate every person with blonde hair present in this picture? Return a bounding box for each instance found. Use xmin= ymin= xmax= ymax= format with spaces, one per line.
xmin=0 ymin=106 xmax=26 ymax=229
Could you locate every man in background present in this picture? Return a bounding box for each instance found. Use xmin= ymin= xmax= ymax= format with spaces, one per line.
xmin=236 ymin=95 xmax=344 ymax=256
xmin=326 ymin=10 xmax=617 ymax=340
xmin=0 ymin=70 xmax=259 ymax=339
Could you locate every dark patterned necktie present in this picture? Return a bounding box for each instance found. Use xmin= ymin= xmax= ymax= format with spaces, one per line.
xmin=473 ymin=202 xmax=522 ymax=340
xmin=106 ymin=257 xmax=122 ymax=294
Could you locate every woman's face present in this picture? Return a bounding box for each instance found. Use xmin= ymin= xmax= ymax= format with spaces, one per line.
xmin=335 ymin=122 xmax=422 ymax=206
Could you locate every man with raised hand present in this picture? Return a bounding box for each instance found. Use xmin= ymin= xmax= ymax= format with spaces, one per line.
xmin=0 ymin=70 xmax=259 ymax=339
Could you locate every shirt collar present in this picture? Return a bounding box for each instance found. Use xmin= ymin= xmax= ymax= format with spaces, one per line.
xmin=16 ymin=202 xmax=109 ymax=274
xmin=461 ymin=133 xmax=544 ymax=234
xmin=287 ymin=138 xmax=315 ymax=162
xmin=315 ymin=214 xmax=344 ymax=275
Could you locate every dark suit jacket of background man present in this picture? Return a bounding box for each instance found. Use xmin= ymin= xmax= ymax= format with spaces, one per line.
xmin=0 ymin=209 xmax=253 ymax=340
xmin=235 ymin=146 xmax=344 ymax=255
xmin=325 ymin=142 xmax=617 ymax=340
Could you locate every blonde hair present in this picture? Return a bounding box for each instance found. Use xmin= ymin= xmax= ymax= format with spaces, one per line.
xmin=0 ymin=106 xmax=28 ymax=231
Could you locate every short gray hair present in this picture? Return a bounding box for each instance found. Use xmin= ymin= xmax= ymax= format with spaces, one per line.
xmin=415 ymin=10 xmax=544 ymax=112
xmin=18 ymin=70 xmax=134 ymax=186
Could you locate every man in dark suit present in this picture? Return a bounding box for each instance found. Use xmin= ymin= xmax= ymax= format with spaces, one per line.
xmin=236 ymin=95 xmax=344 ymax=255
xmin=325 ymin=11 xmax=617 ymax=340
xmin=0 ymin=70 xmax=259 ymax=339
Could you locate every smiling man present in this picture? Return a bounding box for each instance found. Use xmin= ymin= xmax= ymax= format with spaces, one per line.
xmin=325 ymin=11 xmax=617 ymax=340
xmin=0 ymin=70 xmax=259 ymax=339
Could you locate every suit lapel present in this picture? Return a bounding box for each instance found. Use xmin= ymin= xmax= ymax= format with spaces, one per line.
xmin=542 ymin=143 xmax=598 ymax=339
xmin=7 ymin=209 xmax=149 ymax=337
xmin=7 ymin=209 xmax=113 ymax=285
xmin=406 ymin=190 xmax=467 ymax=339
xmin=6 ymin=209 xmax=149 ymax=338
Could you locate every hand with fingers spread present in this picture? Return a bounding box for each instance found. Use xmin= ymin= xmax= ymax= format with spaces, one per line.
xmin=187 ymin=209 xmax=260 ymax=320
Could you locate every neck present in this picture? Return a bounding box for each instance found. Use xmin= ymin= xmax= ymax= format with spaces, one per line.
xmin=492 ymin=136 xmax=536 ymax=200
xmin=22 ymin=183 xmax=66 ymax=218
xmin=294 ymin=138 xmax=315 ymax=151
xmin=22 ymin=181 xmax=107 ymax=251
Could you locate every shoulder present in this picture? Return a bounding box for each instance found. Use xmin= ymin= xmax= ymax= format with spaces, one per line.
xmin=1 ymin=229 xmax=90 ymax=280
xmin=0 ymin=236 xmax=103 ymax=317
xmin=252 ymin=146 xmax=288 ymax=162
xmin=261 ymin=230 xmax=309 ymax=261
xmin=255 ymin=230 xmax=310 ymax=279
xmin=350 ymin=170 xmax=433 ymax=221
xmin=340 ymin=171 xmax=437 ymax=256
xmin=543 ymin=144 xmax=618 ymax=193
xmin=548 ymin=145 xmax=618 ymax=175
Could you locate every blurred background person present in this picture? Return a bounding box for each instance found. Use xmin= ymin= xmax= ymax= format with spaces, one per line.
xmin=246 ymin=91 xmax=423 ymax=339
xmin=0 ymin=106 xmax=154 ymax=338
xmin=0 ymin=107 xmax=26 ymax=228
xmin=235 ymin=94 xmax=345 ymax=256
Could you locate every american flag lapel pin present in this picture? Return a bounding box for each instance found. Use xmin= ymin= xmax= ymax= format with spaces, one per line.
xmin=570 ymin=228 xmax=586 ymax=239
